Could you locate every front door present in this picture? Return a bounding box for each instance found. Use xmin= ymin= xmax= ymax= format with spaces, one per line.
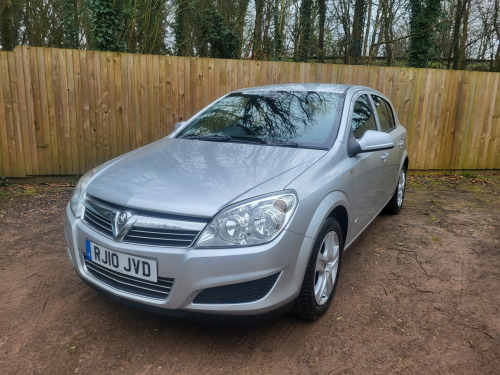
xmin=348 ymin=93 xmax=387 ymax=236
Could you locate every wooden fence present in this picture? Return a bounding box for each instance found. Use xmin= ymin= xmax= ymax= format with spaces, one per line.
xmin=0 ymin=46 xmax=499 ymax=177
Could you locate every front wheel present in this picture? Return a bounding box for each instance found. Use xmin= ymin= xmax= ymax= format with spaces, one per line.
xmin=294 ymin=218 xmax=343 ymax=320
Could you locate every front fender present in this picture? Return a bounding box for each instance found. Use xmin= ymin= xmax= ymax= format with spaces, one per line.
xmin=288 ymin=191 xmax=352 ymax=294
xmin=303 ymin=191 xmax=351 ymax=241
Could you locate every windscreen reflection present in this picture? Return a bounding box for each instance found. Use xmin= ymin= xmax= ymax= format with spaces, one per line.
xmin=178 ymin=91 xmax=342 ymax=149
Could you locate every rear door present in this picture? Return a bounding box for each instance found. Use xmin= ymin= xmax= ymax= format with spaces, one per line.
xmin=371 ymin=94 xmax=404 ymax=203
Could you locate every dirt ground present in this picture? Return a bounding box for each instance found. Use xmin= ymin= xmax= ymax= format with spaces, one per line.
xmin=0 ymin=173 xmax=499 ymax=375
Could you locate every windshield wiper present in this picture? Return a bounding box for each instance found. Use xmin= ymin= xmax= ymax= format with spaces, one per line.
xmin=179 ymin=134 xmax=301 ymax=148
xmin=179 ymin=133 xmax=270 ymax=145
xmin=228 ymin=136 xmax=268 ymax=145
xmin=179 ymin=134 xmax=232 ymax=142
xmin=266 ymin=140 xmax=300 ymax=148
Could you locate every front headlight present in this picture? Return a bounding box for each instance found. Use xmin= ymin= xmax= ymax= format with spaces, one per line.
xmin=195 ymin=191 xmax=298 ymax=248
xmin=69 ymin=169 xmax=96 ymax=218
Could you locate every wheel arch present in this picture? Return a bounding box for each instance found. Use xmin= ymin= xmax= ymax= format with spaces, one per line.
xmin=327 ymin=205 xmax=348 ymax=248
xmin=303 ymin=191 xmax=351 ymax=245
xmin=403 ymin=155 xmax=409 ymax=171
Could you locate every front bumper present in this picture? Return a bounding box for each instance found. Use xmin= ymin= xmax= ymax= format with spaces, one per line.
xmin=64 ymin=205 xmax=313 ymax=315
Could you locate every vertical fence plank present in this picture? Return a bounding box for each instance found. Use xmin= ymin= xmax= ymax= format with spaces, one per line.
xmin=1 ymin=52 xmax=17 ymax=177
xmin=170 ymin=56 xmax=179 ymax=126
xmin=485 ymin=75 xmax=500 ymax=169
xmin=72 ymin=49 xmax=83 ymax=174
xmin=157 ymin=55 xmax=166 ymax=137
xmin=424 ymin=69 xmax=445 ymax=169
xmin=28 ymin=47 xmax=46 ymax=175
xmin=19 ymin=47 xmax=39 ymax=175
xmin=37 ymin=48 xmax=53 ymax=174
xmin=80 ymin=50 xmax=92 ymax=171
xmin=177 ymin=57 xmax=185 ymax=122
xmin=0 ymin=52 xmax=11 ymax=177
xmin=51 ymin=48 xmax=66 ymax=174
xmin=183 ymin=57 xmax=190 ymax=120
xmin=147 ymin=54 xmax=156 ymax=143
xmin=65 ymin=49 xmax=79 ymax=174
xmin=100 ymin=52 xmax=110 ymax=163
xmin=107 ymin=52 xmax=117 ymax=159
xmin=134 ymin=53 xmax=144 ymax=148
xmin=197 ymin=58 xmax=205 ymax=111
xmin=113 ymin=52 xmax=124 ymax=156
xmin=125 ymin=53 xmax=133 ymax=151
xmin=119 ymin=53 xmax=129 ymax=154
xmin=8 ymin=50 xmax=27 ymax=177
xmin=91 ymin=52 xmax=102 ymax=165
xmin=465 ymin=72 xmax=486 ymax=169
xmin=44 ymin=48 xmax=59 ymax=174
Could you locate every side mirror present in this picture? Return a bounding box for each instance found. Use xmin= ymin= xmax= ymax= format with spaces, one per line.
xmin=173 ymin=121 xmax=185 ymax=131
xmin=348 ymin=130 xmax=394 ymax=157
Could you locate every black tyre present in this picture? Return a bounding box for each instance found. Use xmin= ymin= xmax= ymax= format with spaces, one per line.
xmin=294 ymin=218 xmax=343 ymax=320
xmin=384 ymin=166 xmax=407 ymax=215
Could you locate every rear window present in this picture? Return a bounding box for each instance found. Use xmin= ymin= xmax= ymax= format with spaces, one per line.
xmin=177 ymin=91 xmax=343 ymax=149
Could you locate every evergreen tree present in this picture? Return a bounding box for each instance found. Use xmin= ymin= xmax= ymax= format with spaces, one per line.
xmin=408 ymin=0 xmax=442 ymax=68
xmin=88 ymin=0 xmax=126 ymax=52
xmin=297 ymin=0 xmax=313 ymax=62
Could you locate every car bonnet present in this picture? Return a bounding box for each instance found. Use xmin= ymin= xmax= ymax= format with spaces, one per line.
xmin=85 ymin=138 xmax=326 ymax=218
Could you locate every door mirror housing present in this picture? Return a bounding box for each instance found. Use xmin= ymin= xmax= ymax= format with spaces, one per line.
xmin=348 ymin=130 xmax=394 ymax=157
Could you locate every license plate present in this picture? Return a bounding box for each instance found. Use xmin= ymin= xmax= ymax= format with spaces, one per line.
xmin=85 ymin=240 xmax=158 ymax=282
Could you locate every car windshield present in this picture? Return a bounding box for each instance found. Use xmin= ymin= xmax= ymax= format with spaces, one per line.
xmin=177 ymin=91 xmax=343 ymax=149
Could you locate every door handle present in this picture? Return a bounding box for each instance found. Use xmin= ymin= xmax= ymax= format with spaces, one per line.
xmin=398 ymin=140 xmax=405 ymax=148
xmin=381 ymin=152 xmax=389 ymax=162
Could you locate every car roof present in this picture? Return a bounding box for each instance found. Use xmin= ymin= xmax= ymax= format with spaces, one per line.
xmin=233 ymin=83 xmax=360 ymax=95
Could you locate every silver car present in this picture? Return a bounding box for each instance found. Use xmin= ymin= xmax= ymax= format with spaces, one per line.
xmin=64 ymin=84 xmax=408 ymax=320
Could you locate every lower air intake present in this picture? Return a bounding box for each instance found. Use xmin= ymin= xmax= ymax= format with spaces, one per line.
xmin=193 ymin=272 xmax=280 ymax=304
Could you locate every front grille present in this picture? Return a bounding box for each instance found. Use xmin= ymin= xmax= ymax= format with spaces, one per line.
xmin=193 ymin=272 xmax=281 ymax=304
xmin=84 ymin=205 xmax=113 ymax=237
xmin=82 ymin=195 xmax=204 ymax=248
xmin=124 ymin=227 xmax=198 ymax=247
xmin=83 ymin=254 xmax=174 ymax=299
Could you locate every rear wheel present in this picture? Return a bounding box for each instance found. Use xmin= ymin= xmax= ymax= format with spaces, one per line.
xmin=384 ymin=166 xmax=406 ymax=215
xmin=294 ymin=218 xmax=343 ymax=320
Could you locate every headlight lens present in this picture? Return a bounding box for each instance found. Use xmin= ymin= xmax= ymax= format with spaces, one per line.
xmin=69 ymin=170 xmax=96 ymax=218
xmin=195 ymin=191 xmax=298 ymax=248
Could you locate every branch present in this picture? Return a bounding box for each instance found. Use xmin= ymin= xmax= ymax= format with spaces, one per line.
xmin=371 ymin=19 xmax=452 ymax=48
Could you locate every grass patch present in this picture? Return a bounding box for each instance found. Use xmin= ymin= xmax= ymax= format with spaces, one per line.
xmin=461 ymin=171 xmax=475 ymax=179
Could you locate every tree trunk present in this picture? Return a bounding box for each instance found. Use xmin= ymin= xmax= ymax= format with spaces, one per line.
xmin=368 ymin=0 xmax=382 ymax=64
xmin=408 ymin=0 xmax=441 ymax=68
xmin=0 ymin=0 xmax=14 ymax=51
xmin=457 ymin=0 xmax=470 ymax=70
xmin=174 ymin=0 xmax=192 ymax=56
xmin=297 ymin=0 xmax=313 ymax=62
xmin=451 ymin=0 xmax=465 ymax=70
xmin=252 ymin=0 xmax=265 ymax=59
xmin=351 ymin=0 xmax=367 ymax=64
xmin=63 ymin=0 xmax=79 ymax=49
xmin=494 ymin=0 xmax=500 ymax=71
xmin=382 ymin=0 xmax=393 ymax=66
xmin=362 ymin=0 xmax=372 ymax=64
xmin=318 ymin=0 xmax=326 ymax=63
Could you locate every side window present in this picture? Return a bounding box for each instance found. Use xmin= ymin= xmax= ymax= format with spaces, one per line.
xmin=372 ymin=95 xmax=395 ymax=132
xmin=351 ymin=94 xmax=377 ymax=139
